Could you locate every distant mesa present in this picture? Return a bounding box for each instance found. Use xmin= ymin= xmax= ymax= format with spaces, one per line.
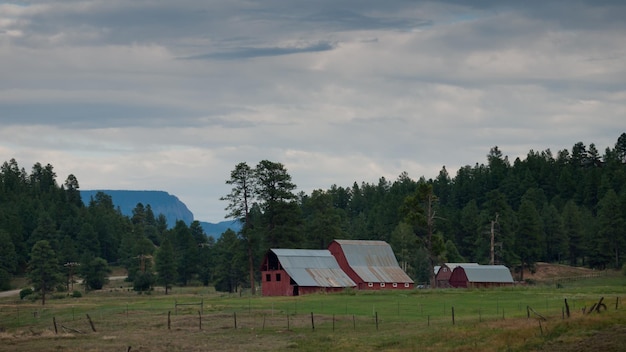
xmin=80 ymin=190 xmax=240 ymax=238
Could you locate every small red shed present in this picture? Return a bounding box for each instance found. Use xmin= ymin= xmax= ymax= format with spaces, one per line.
xmin=328 ymin=240 xmax=414 ymax=290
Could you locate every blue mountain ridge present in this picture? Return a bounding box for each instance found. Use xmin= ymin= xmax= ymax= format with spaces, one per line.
xmin=80 ymin=190 xmax=241 ymax=238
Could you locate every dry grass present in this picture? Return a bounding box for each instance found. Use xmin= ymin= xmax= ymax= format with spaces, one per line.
xmin=1 ymin=266 xmax=625 ymax=352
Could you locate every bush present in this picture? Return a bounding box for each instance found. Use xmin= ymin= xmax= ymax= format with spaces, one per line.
xmin=19 ymin=288 xmax=34 ymax=300
xmin=71 ymin=290 xmax=82 ymax=298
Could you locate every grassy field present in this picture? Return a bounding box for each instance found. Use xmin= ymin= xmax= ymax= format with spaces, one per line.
xmin=1 ymin=274 xmax=626 ymax=351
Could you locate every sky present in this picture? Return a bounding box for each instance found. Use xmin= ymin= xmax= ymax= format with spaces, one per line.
xmin=1 ymin=0 xmax=625 ymax=223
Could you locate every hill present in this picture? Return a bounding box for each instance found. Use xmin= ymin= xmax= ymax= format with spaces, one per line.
xmin=80 ymin=190 xmax=240 ymax=237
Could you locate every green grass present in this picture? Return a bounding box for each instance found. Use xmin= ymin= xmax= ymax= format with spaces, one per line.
xmin=1 ymin=274 xmax=625 ymax=351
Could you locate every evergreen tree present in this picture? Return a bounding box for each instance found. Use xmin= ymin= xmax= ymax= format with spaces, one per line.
xmin=515 ymin=199 xmax=544 ymax=280
xmin=28 ymin=240 xmax=62 ymax=305
xmin=254 ymin=160 xmax=302 ymax=248
xmin=592 ymin=189 xmax=625 ymax=268
xmin=562 ymin=200 xmax=584 ymax=266
xmin=221 ymin=162 xmax=257 ymax=291
xmin=79 ymin=256 xmax=110 ymax=291
xmin=155 ymin=236 xmax=177 ymax=294
xmin=213 ymin=229 xmax=245 ymax=293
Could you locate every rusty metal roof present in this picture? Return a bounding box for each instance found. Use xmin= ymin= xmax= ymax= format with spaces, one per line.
xmin=270 ymin=249 xmax=356 ymax=288
xmin=459 ymin=265 xmax=514 ymax=283
xmin=333 ymin=240 xmax=414 ymax=284
xmin=437 ymin=263 xmax=479 ymax=274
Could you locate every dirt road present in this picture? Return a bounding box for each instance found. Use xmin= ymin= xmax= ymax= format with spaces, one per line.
xmin=0 ymin=276 xmax=127 ymax=298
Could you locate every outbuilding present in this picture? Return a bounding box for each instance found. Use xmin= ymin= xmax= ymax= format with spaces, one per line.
xmin=328 ymin=240 xmax=414 ymax=290
xmin=435 ymin=263 xmax=479 ymax=288
xmin=260 ymin=249 xmax=356 ymax=296
xmin=449 ymin=265 xmax=514 ymax=288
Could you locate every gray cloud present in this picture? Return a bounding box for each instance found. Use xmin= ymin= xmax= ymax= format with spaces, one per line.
xmin=184 ymin=41 xmax=336 ymax=60
xmin=1 ymin=0 xmax=624 ymax=221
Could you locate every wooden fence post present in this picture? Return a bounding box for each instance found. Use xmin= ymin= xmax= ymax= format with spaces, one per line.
xmin=53 ymin=317 xmax=58 ymax=334
xmin=198 ymin=311 xmax=202 ymax=330
xmin=375 ymin=312 xmax=379 ymax=331
xmin=234 ymin=312 xmax=237 ymax=329
xmin=168 ymin=311 xmax=171 ymax=330
xmin=452 ymin=306 xmax=455 ymax=325
xmin=86 ymin=314 xmax=96 ymax=332
xmin=310 ymin=312 xmax=315 ymax=331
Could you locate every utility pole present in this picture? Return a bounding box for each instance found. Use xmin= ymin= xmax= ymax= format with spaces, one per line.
xmin=135 ymin=254 xmax=152 ymax=273
xmin=490 ymin=213 xmax=499 ymax=265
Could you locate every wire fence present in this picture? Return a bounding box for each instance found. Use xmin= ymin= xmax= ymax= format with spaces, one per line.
xmin=1 ymin=293 xmax=622 ymax=335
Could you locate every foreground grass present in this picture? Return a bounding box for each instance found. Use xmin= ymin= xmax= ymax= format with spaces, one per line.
xmin=1 ymin=275 xmax=625 ymax=351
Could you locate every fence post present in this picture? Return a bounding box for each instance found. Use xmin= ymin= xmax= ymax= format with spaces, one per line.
xmin=86 ymin=314 xmax=96 ymax=332
xmin=375 ymin=312 xmax=379 ymax=331
xmin=452 ymin=307 xmax=455 ymax=325
xmin=53 ymin=317 xmax=58 ymax=334
xmin=234 ymin=312 xmax=237 ymax=329
xmin=311 ymin=312 xmax=315 ymax=331
xmin=168 ymin=311 xmax=171 ymax=330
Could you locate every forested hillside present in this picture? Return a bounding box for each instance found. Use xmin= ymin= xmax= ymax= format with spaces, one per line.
xmin=1 ymin=133 xmax=625 ymax=294
xmin=79 ymin=190 xmax=194 ymax=228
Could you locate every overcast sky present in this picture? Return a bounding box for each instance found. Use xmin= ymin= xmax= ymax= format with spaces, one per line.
xmin=1 ymin=0 xmax=625 ymax=223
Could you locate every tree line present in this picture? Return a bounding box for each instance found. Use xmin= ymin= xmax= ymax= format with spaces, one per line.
xmin=1 ymin=133 xmax=625 ymax=300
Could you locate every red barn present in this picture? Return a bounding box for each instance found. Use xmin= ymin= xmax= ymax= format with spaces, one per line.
xmin=260 ymin=249 xmax=356 ymax=296
xmin=435 ymin=263 xmax=479 ymax=288
xmin=449 ymin=265 xmax=514 ymax=288
xmin=328 ymin=240 xmax=414 ymax=290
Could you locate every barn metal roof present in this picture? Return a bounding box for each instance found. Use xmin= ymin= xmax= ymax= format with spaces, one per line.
xmin=270 ymin=249 xmax=356 ymax=288
xmin=437 ymin=263 xmax=480 ymax=274
xmin=333 ymin=240 xmax=414 ymax=284
xmin=460 ymin=265 xmax=514 ymax=283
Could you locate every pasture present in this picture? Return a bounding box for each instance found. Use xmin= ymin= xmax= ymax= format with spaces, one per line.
xmin=1 ymin=274 xmax=625 ymax=351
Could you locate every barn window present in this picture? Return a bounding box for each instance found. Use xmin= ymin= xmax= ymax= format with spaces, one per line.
xmin=392 ymin=283 xmax=398 ymax=288
xmin=380 ymin=283 xmax=385 ymax=287
xmin=404 ymin=283 xmax=410 ymax=288
xmin=368 ymin=282 xmax=373 ymax=287
xmin=276 ymin=273 xmax=281 ymax=282
xmin=266 ymin=274 xmax=271 ymax=282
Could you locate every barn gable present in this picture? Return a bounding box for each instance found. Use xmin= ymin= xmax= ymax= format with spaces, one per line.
xmin=328 ymin=240 xmax=414 ymax=290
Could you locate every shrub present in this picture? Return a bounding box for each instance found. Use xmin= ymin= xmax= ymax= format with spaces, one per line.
xmin=71 ymin=290 xmax=82 ymax=298
xmin=19 ymin=288 xmax=33 ymax=300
